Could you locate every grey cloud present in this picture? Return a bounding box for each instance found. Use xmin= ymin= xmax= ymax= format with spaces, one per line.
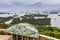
xmin=0 ymin=0 xmax=60 ymax=12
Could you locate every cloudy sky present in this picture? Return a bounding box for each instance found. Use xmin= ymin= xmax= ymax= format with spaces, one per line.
xmin=0 ymin=0 xmax=60 ymax=12
xmin=1 ymin=0 xmax=60 ymax=5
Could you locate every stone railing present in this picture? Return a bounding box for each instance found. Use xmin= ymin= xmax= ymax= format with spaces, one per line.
xmin=39 ymin=34 xmax=60 ymax=40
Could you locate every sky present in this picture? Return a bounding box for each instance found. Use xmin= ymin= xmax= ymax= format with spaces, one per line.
xmin=0 ymin=0 xmax=60 ymax=5
xmin=0 ymin=0 xmax=60 ymax=12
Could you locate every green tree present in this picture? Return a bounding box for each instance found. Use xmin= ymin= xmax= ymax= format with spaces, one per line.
xmin=11 ymin=18 xmax=21 ymax=24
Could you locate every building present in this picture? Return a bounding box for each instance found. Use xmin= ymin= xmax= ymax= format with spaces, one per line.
xmin=5 ymin=23 xmax=59 ymax=40
xmin=5 ymin=23 xmax=39 ymax=40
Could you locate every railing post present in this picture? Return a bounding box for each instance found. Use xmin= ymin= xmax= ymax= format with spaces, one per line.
xmin=33 ymin=38 xmax=35 ymax=40
xmin=22 ymin=35 xmax=23 ymax=40
xmin=16 ymin=35 xmax=18 ymax=40
xmin=27 ymin=37 xmax=28 ymax=40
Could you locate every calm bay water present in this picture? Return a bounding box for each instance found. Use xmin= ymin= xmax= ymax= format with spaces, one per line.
xmin=48 ymin=14 xmax=60 ymax=27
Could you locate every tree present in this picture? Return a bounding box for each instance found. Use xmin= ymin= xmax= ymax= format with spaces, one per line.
xmin=11 ymin=18 xmax=21 ymax=24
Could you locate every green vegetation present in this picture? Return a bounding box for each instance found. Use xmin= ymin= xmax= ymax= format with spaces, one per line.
xmin=38 ymin=26 xmax=60 ymax=39
xmin=0 ymin=23 xmax=12 ymax=29
xmin=11 ymin=18 xmax=21 ymax=24
xmin=21 ymin=18 xmax=51 ymax=25
xmin=0 ymin=17 xmax=50 ymax=25
xmin=0 ymin=30 xmax=11 ymax=35
xmin=0 ymin=16 xmax=13 ymax=23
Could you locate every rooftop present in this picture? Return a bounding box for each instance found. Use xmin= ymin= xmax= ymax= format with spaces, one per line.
xmin=6 ymin=23 xmax=39 ymax=38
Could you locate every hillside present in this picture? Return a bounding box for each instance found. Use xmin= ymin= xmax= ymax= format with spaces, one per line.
xmin=0 ymin=16 xmax=13 ymax=23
